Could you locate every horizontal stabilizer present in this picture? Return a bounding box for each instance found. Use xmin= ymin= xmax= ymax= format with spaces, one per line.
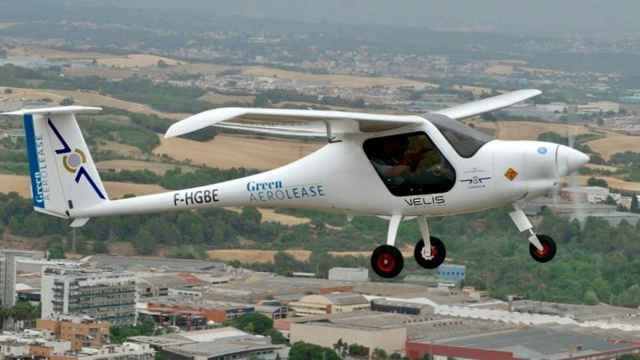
xmin=2 ymin=106 xmax=103 ymax=116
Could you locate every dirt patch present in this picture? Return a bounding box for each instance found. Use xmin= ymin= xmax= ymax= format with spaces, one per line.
xmin=97 ymin=160 xmax=190 ymax=175
xmin=585 ymin=135 xmax=640 ymax=160
xmin=226 ymin=208 xmax=311 ymax=226
xmin=207 ymin=249 xmax=311 ymax=263
xmin=0 ymin=174 xmax=165 ymax=198
xmin=242 ymin=66 xmax=434 ymax=89
xmin=199 ymin=92 xmax=255 ymax=106
xmin=575 ymin=175 xmax=640 ymax=192
xmin=154 ymin=134 xmax=323 ymax=170
xmin=472 ymin=121 xmax=590 ymax=140
xmin=8 ymin=46 xmax=112 ymax=60
xmin=107 ymin=241 xmax=137 ymax=256
xmin=97 ymin=140 xmax=145 ymax=159
xmin=1 ymin=87 xmax=188 ymax=120
xmin=97 ymin=54 xmax=181 ymax=68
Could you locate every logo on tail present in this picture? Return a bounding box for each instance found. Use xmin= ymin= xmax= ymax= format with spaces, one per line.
xmin=48 ymin=119 xmax=105 ymax=200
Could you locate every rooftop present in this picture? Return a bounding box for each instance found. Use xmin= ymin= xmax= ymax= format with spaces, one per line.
xmin=164 ymin=338 xmax=280 ymax=358
xmin=431 ymin=326 xmax=639 ymax=359
xmin=86 ymin=255 xmax=225 ymax=273
xmin=130 ymin=327 xmax=250 ymax=348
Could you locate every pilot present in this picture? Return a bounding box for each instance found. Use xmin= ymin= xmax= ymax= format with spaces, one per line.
xmin=370 ymin=136 xmax=412 ymax=180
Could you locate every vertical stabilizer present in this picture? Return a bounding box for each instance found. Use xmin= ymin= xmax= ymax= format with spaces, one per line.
xmin=3 ymin=106 xmax=107 ymax=220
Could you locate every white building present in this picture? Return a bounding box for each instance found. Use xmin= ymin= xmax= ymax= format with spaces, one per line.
xmin=560 ymin=186 xmax=610 ymax=204
xmin=0 ymin=250 xmax=44 ymax=308
xmin=41 ymin=267 xmax=136 ymax=326
xmin=328 ymin=267 xmax=369 ymax=282
xmin=75 ymin=342 xmax=154 ymax=360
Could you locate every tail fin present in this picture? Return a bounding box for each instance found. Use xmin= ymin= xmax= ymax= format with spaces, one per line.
xmin=2 ymin=106 xmax=107 ymax=225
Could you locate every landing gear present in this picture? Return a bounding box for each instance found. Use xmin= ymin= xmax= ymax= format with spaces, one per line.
xmin=371 ymin=245 xmax=404 ymax=278
xmin=510 ymin=204 xmax=557 ymax=263
xmin=529 ymin=235 xmax=556 ymax=263
xmin=414 ymin=236 xmax=446 ymax=269
xmin=371 ymin=214 xmax=404 ymax=278
xmin=370 ymin=215 xmax=448 ymax=278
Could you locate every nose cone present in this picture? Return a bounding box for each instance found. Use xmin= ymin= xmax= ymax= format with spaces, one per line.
xmin=557 ymin=145 xmax=590 ymax=176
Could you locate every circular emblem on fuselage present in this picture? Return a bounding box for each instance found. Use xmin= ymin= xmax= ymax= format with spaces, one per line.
xmin=537 ymin=147 xmax=548 ymax=155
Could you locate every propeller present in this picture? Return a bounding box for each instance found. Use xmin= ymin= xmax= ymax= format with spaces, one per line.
xmin=552 ymin=128 xmax=589 ymax=225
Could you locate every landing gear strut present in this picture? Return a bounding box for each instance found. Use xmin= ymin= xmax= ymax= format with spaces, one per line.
xmin=371 ymin=214 xmax=404 ymax=278
xmin=510 ymin=204 xmax=557 ymax=263
xmin=414 ymin=216 xmax=446 ymax=269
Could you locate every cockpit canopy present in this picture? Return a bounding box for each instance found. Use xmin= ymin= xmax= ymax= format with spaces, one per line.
xmin=427 ymin=113 xmax=493 ymax=158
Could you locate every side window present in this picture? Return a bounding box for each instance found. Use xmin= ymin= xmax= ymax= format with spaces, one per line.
xmin=363 ymin=132 xmax=456 ymax=197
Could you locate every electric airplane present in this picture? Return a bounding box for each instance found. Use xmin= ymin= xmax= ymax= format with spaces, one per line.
xmin=2 ymin=89 xmax=589 ymax=278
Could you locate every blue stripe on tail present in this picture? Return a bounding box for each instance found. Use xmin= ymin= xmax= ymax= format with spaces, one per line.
xmin=23 ymin=115 xmax=45 ymax=208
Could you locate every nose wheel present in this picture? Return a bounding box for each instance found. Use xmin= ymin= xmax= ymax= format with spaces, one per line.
xmin=371 ymin=245 xmax=404 ymax=278
xmin=414 ymin=236 xmax=446 ymax=269
xmin=510 ymin=204 xmax=557 ymax=263
xmin=529 ymin=234 xmax=556 ymax=263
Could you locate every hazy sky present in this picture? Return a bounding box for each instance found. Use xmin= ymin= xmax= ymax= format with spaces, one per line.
xmin=105 ymin=0 xmax=640 ymax=38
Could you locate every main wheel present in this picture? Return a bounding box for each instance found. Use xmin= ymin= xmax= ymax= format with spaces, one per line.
xmin=371 ymin=245 xmax=404 ymax=278
xmin=414 ymin=236 xmax=446 ymax=269
xmin=529 ymin=235 xmax=557 ymax=263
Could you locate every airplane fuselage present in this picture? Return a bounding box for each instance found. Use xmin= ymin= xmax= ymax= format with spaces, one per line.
xmin=72 ymin=121 xmax=562 ymax=219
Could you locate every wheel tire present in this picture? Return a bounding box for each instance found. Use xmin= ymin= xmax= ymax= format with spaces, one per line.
xmin=414 ymin=236 xmax=446 ymax=269
xmin=371 ymin=245 xmax=404 ymax=278
xmin=529 ymin=235 xmax=557 ymax=263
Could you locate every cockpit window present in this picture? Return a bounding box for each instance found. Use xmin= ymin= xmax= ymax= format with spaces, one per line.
xmin=363 ymin=132 xmax=456 ymax=197
xmin=428 ymin=116 xmax=493 ymax=158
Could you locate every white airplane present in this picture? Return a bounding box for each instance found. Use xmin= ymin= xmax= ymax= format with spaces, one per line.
xmin=2 ymin=89 xmax=589 ymax=278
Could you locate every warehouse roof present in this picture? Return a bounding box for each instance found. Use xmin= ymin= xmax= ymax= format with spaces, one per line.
xmin=432 ymin=327 xmax=639 ymax=359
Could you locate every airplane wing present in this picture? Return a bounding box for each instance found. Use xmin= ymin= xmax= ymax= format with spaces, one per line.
xmin=433 ymin=89 xmax=541 ymax=120
xmin=165 ymin=108 xmax=425 ymax=139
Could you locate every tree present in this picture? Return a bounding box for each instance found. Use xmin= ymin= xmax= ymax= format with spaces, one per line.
xmin=289 ymin=342 xmax=339 ymax=360
xmin=226 ymin=313 xmax=273 ymax=335
xmin=584 ymin=289 xmax=599 ymax=305
xmin=586 ymin=177 xmax=608 ymax=188
xmin=157 ymin=60 xmax=170 ymax=68
xmin=348 ymin=344 xmax=369 ymax=358
xmin=60 ymin=97 xmax=75 ymax=106
xmin=372 ymin=348 xmax=388 ymax=360
xmin=47 ymin=244 xmax=65 ymax=260
xmin=269 ymin=330 xmax=287 ymax=345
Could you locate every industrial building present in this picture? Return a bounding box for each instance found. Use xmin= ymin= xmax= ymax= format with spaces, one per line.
xmin=328 ymin=267 xmax=369 ymax=282
xmin=161 ymin=337 xmax=282 ymax=360
xmin=37 ymin=316 xmax=110 ymax=351
xmin=406 ymin=327 xmax=640 ymax=360
xmin=370 ymin=299 xmax=432 ymax=315
xmin=289 ymin=293 xmax=369 ymax=316
xmin=142 ymin=297 xmax=254 ymax=324
xmin=255 ymin=300 xmax=288 ymax=320
xmin=435 ymin=264 xmax=465 ymax=283
xmin=130 ymin=327 xmax=284 ymax=360
xmin=285 ymin=311 xmax=411 ymax=356
xmin=41 ymin=267 xmax=136 ymax=326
